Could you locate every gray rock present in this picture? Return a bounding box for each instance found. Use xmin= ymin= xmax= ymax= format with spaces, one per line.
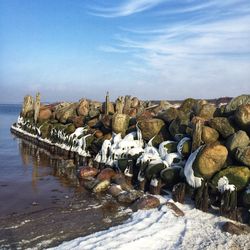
xmin=235 ymin=146 xmax=250 ymax=167
xmin=209 ymin=117 xmax=235 ymax=138
xmin=117 ymin=190 xmax=143 ymax=204
xmin=226 ymin=130 xmax=249 ymax=154
xmin=225 ymin=94 xmax=250 ymax=113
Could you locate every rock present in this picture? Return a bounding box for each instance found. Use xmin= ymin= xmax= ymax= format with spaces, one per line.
xmin=179 ymin=98 xmax=197 ymax=113
xmin=212 ymin=166 xmax=250 ymax=191
xmin=235 ymin=104 xmax=250 ymax=133
xmin=87 ymin=118 xmax=99 ymax=128
xmin=101 ymin=114 xmax=112 ymax=129
xmin=108 ymin=184 xmax=124 ymax=197
xmin=160 ymin=168 xmax=182 ymax=187
xmin=225 ymin=94 xmax=250 ymax=114
xmin=172 ymin=182 xmax=186 ymax=204
xmin=72 ymin=116 xmax=84 ymax=128
xmin=77 ymin=99 xmax=89 ymax=116
xmin=112 ymin=174 xmax=132 ymax=191
xmin=55 ymin=103 xmax=77 ymax=124
xmin=112 ymin=113 xmax=130 ymax=135
xmin=64 ymin=124 xmax=76 ymax=135
xmin=94 ymin=130 xmax=103 ymax=138
xmin=196 ymin=103 xmax=216 ymax=120
xmin=38 ymin=108 xmax=52 ymax=122
xmin=131 ymin=97 xmax=139 ymax=108
xmin=157 ymin=107 xmax=179 ymax=124
xmin=242 ymin=187 xmax=250 ymax=208
xmin=97 ymin=168 xmax=117 ymax=181
xmin=115 ymin=96 xmax=125 ymax=114
xmin=123 ymin=95 xmax=132 ymax=114
xmin=169 ymin=116 xmax=190 ymax=138
xmin=128 ymin=108 xmax=137 ymax=118
xmin=40 ymin=122 xmax=52 ymax=139
xmin=22 ymin=95 xmax=34 ymax=117
xmin=34 ymin=92 xmax=41 ymax=124
xmin=163 ymin=141 xmax=177 ymax=153
xmin=192 ymin=120 xmax=203 ymax=151
xmin=162 ymin=202 xmax=185 ymax=217
xmin=209 ymin=117 xmax=235 ymax=138
xmin=222 ymin=221 xmax=250 ymax=235
xmin=226 ymin=131 xmax=249 ymax=154
xmin=103 ymin=92 xmax=115 ymax=115
xmin=145 ymin=162 xmax=166 ymax=180
xmin=82 ymin=178 xmax=100 ymax=190
xmin=139 ymin=118 xmax=166 ymax=141
xmin=93 ymin=180 xmax=110 ymax=193
xmin=88 ymin=101 xmax=100 ymax=118
xmin=201 ymin=126 xmax=219 ymax=144
xmin=132 ymin=195 xmax=160 ymax=211
xmin=159 ymin=100 xmax=172 ymax=111
xmin=79 ymin=167 xmax=99 ymax=179
xmin=235 ymin=146 xmax=250 ymax=167
xmin=117 ymin=190 xmax=143 ymax=204
xmin=193 ymin=143 xmax=228 ymax=179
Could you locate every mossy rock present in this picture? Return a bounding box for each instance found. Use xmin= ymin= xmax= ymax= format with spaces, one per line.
xmin=169 ymin=116 xmax=190 ymax=138
xmin=164 ymin=142 xmax=177 ymax=153
xmin=193 ymin=143 xmax=228 ymax=179
xmin=212 ymin=166 xmax=250 ymax=191
xmin=64 ymin=124 xmax=76 ymax=135
xmin=181 ymin=140 xmax=192 ymax=158
xmin=145 ymin=162 xmax=166 ymax=180
xmin=160 ymin=168 xmax=182 ymax=187
xmin=209 ymin=117 xmax=235 ymax=138
xmin=235 ymin=146 xmax=250 ymax=167
xmin=157 ymin=107 xmax=179 ymax=124
xmin=201 ymin=126 xmax=219 ymax=144
xmin=179 ymin=98 xmax=198 ymax=113
xmin=40 ymin=122 xmax=52 ymax=139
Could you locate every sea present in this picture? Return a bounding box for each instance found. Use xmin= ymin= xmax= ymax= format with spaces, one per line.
xmin=0 ymin=104 xmax=128 ymax=249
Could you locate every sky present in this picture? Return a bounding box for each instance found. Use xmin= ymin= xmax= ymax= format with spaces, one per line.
xmin=0 ymin=0 xmax=250 ymax=103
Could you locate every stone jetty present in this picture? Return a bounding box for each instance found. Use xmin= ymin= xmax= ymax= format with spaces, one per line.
xmin=11 ymin=93 xmax=250 ymax=224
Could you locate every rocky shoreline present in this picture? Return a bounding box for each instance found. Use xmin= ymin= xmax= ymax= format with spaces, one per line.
xmin=11 ymin=93 xmax=250 ymax=227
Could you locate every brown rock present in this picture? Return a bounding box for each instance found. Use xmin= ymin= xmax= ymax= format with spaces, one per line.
xmin=131 ymin=97 xmax=139 ymax=108
xmin=193 ymin=143 xmax=228 ymax=179
xmin=108 ymin=184 xmax=124 ymax=197
xmin=22 ymin=95 xmax=34 ymax=117
xmin=115 ymin=96 xmax=125 ymax=114
xmin=132 ymin=195 xmax=160 ymax=211
xmin=79 ymin=167 xmax=99 ymax=180
xmin=97 ymin=168 xmax=116 ymax=181
xmin=226 ymin=130 xmax=249 ymax=154
xmin=128 ymin=108 xmax=137 ymax=117
xmin=163 ymin=202 xmax=185 ymax=217
xmin=235 ymin=146 xmax=250 ymax=167
xmin=38 ymin=108 xmax=52 ymax=122
xmin=112 ymin=113 xmax=130 ymax=135
xmin=72 ymin=116 xmax=84 ymax=128
xmin=87 ymin=118 xmax=99 ymax=128
xmin=117 ymin=190 xmax=143 ymax=204
xmin=196 ymin=103 xmax=216 ymax=119
xmin=222 ymin=221 xmax=250 ymax=235
xmin=138 ymin=118 xmax=166 ymax=141
xmin=94 ymin=130 xmax=103 ymax=138
xmin=201 ymin=126 xmax=219 ymax=144
xmin=157 ymin=107 xmax=179 ymax=124
xmin=77 ymin=99 xmax=89 ymax=116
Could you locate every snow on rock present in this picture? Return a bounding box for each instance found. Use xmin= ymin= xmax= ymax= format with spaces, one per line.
xmin=48 ymin=198 xmax=250 ymax=250
xmin=184 ymin=146 xmax=203 ymax=188
xmin=217 ymin=176 xmax=236 ymax=193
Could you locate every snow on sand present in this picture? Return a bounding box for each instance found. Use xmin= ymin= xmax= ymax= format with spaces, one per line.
xmin=49 ymin=197 xmax=250 ymax=250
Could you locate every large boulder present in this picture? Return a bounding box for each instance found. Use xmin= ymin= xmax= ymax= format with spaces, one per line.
xmin=131 ymin=97 xmax=139 ymax=108
xmin=201 ymin=126 xmax=219 ymax=144
xmin=112 ymin=113 xmax=130 ymax=135
xmin=157 ymin=107 xmax=179 ymax=124
xmin=209 ymin=117 xmax=235 ymax=138
xmin=226 ymin=131 xmax=249 ymax=154
xmin=235 ymin=146 xmax=250 ymax=167
xmin=131 ymin=195 xmax=160 ymax=211
xmin=235 ymin=104 xmax=250 ymax=134
xmin=117 ymin=190 xmax=143 ymax=204
xmin=77 ymin=99 xmax=89 ymax=116
xmin=40 ymin=122 xmax=52 ymax=139
xmin=196 ymin=104 xmax=216 ymax=120
xmin=139 ymin=118 xmax=166 ymax=141
xmin=38 ymin=108 xmax=52 ymax=122
xmin=55 ymin=103 xmax=77 ymax=124
xmin=72 ymin=116 xmax=84 ymax=128
xmin=22 ymin=95 xmax=34 ymax=117
xmin=225 ymin=95 xmax=250 ymax=114
xmin=193 ymin=143 xmax=228 ymax=179
xmin=169 ymin=114 xmax=190 ymax=138
xmin=212 ymin=166 xmax=250 ymax=191
xmin=179 ymin=98 xmax=198 ymax=113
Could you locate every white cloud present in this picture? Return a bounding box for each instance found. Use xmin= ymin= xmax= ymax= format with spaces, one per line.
xmin=89 ymin=0 xmax=166 ymax=17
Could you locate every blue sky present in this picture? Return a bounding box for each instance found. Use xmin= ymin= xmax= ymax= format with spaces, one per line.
xmin=0 ymin=0 xmax=250 ymax=103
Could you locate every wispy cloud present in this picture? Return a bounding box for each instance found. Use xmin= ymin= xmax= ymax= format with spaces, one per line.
xmin=88 ymin=0 xmax=165 ymax=17
xmin=90 ymin=0 xmax=250 ymax=98
xmin=98 ymin=45 xmax=128 ymax=53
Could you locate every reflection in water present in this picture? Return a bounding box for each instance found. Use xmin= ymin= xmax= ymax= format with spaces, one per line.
xmin=17 ymin=138 xmax=79 ymax=193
